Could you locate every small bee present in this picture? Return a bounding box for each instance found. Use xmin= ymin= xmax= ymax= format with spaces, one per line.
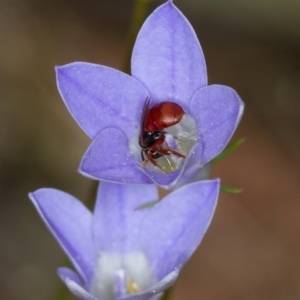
xmin=139 ymin=98 xmax=186 ymax=171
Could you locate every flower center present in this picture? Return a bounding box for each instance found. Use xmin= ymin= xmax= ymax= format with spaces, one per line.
xmin=90 ymin=252 xmax=154 ymax=300
xmin=129 ymin=114 xmax=197 ymax=173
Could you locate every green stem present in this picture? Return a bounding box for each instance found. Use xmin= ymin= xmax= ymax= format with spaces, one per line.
xmin=52 ymin=278 xmax=71 ymax=300
xmin=85 ymin=180 xmax=100 ymax=210
xmin=161 ymin=286 xmax=174 ymax=300
xmin=123 ymin=0 xmax=154 ymax=74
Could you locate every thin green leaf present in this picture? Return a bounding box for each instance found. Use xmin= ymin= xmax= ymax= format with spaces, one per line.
xmin=211 ymin=137 xmax=245 ymax=165
xmin=220 ymin=185 xmax=243 ymax=194
xmin=135 ymin=199 xmax=160 ymax=210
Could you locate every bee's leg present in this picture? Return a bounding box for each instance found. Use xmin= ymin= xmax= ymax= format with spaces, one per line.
xmin=141 ymin=159 xmax=148 ymax=168
xmin=157 ymin=147 xmax=186 ymax=158
xmin=141 ymin=150 xmax=145 ymax=161
xmin=141 ymin=150 xmax=165 ymax=173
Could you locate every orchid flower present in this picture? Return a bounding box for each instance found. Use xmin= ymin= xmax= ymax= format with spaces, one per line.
xmin=29 ymin=180 xmax=219 ymax=300
xmin=56 ymin=0 xmax=244 ymax=188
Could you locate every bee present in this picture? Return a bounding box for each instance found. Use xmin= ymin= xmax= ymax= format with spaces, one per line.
xmin=139 ymin=98 xmax=186 ymax=171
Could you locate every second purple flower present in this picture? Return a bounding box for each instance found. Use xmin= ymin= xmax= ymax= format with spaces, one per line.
xmin=30 ymin=180 xmax=219 ymax=300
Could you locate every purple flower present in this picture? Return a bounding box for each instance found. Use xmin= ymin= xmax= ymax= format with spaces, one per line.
xmin=56 ymin=0 xmax=244 ymax=188
xmin=29 ymin=179 xmax=219 ymax=300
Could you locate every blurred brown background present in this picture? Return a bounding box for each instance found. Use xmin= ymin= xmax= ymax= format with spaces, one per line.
xmin=1 ymin=0 xmax=300 ymax=299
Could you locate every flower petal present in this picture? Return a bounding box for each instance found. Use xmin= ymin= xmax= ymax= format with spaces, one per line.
xmin=57 ymin=267 xmax=83 ymax=287
xmin=58 ymin=267 xmax=100 ymax=300
xmin=140 ymin=179 xmax=220 ymax=280
xmin=93 ymin=182 xmax=158 ymax=252
xmin=131 ymin=1 xmax=207 ymax=106
xmin=171 ymin=143 xmax=213 ymax=189
xmin=190 ymin=85 xmax=244 ymax=164
xmin=56 ymin=62 xmax=149 ymax=139
xmin=29 ymin=189 xmax=97 ymax=284
xmin=79 ymin=128 xmax=152 ymax=184
xmin=120 ymin=269 xmax=179 ymax=300
xmin=143 ymin=170 xmax=180 ymax=189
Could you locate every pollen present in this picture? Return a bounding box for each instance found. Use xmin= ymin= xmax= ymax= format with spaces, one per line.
xmin=126 ymin=277 xmax=141 ymax=294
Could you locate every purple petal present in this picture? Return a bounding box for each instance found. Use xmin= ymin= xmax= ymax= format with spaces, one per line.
xmin=58 ymin=267 xmax=100 ymax=300
xmin=140 ymin=179 xmax=220 ymax=280
xmin=131 ymin=1 xmax=207 ymax=106
xmin=93 ymin=182 xmax=158 ymax=253
xmin=170 ymin=143 xmax=213 ymax=189
xmin=143 ymin=170 xmax=180 ymax=189
xmin=79 ymin=128 xmax=152 ymax=184
xmin=120 ymin=269 xmax=179 ymax=300
xmin=56 ymin=62 xmax=149 ymax=139
xmin=29 ymin=189 xmax=97 ymax=284
xmin=171 ymin=142 xmax=204 ymax=189
xmin=177 ymin=162 xmax=212 ymax=188
xmin=190 ymin=85 xmax=244 ymax=164
xmin=57 ymin=267 xmax=83 ymax=287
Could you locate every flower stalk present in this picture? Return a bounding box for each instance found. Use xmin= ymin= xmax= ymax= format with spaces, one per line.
xmin=161 ymin=286 xmax=173 ymax=300
xmin=123 ymin=0 xmax=154 ymax=74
